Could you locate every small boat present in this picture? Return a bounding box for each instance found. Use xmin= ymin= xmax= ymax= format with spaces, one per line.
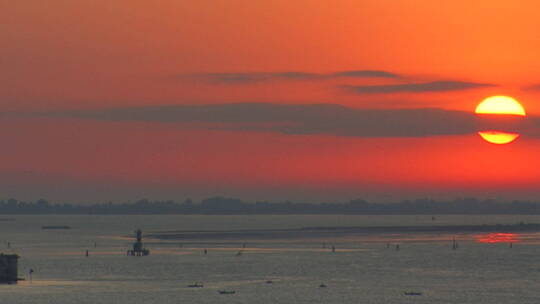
xmin=319 ymin=283 xmax=327 ymax=288
xmin=42 ymin=225 xmax=71 ymax=230
xmin=187 ymin=282 xmax=204 ymax=288
xmin=265 ymin=280 xmax=273 ymax=284
xmin=404 ymin=291 xmax=422 ymax=296
xmin=218 ymin=290 xmax=236 ymax=294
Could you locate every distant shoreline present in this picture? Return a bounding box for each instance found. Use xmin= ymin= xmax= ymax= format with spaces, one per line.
xmin=2 ymin=197 xmax=540 ymax=215
xmin=148 ymin=223 xmax=540 ymax=240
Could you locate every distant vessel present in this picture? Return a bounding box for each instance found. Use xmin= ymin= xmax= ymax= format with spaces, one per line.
xmin=187 ymin=282 xmax=203 ymax=288
xmin=218 ymin=290 xmax=236 ymax=294
xmin=404 ymin=291 xmax=422 ymax=296
xmin=42 ymin=225 xmax=70 ymax=229
xmin=127 ymin=229 xmax=150 ymax=256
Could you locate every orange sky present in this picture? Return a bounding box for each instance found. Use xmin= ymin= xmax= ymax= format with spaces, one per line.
xmin=2 ymin=0 xmax=540 ymax=202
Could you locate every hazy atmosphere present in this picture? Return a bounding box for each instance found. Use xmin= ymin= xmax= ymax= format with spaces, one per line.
xmin=4 ymin=1 xmax=540 ymax=203
xmin=4 ymin=2 xmax=540 ymax=304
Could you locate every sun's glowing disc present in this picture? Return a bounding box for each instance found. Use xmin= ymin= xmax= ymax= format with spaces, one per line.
xmin=476 ymin=96 xmax=525 ymax=144
xmin=475 ymin=96 xmax=526 ymax=116
xmin=478 ymin=131 xmax=520 ymax=145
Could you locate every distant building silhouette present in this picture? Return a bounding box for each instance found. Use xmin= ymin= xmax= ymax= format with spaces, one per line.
xmin=0 ymin=254 xmax=19 ymax=283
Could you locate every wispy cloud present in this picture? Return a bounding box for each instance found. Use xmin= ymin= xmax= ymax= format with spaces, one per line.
xmin=332 ymin=70 xmax=397 ymax=78
xmin=177 ymin=70 xmax=400 ymax=84
xmin=522 ymin=84 xmax=540 ymax=91
xmin=344 ymin=81 xmax=496 ymax=94
xmin=54 ymin=103 xmax=489 ymax=138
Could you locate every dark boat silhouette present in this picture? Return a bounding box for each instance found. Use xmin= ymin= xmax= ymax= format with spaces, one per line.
xmin=187 ymin=282 xmax=203 ymax=288
xmin=404 ymin=291 xmax=422 ymax=296
xmin=41 ymin=225 xmax=70 ymax=229
xmin=218 ymin=290 xmax=236 ymax=294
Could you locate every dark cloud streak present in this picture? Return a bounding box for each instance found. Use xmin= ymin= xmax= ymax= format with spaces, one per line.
xmin=522 ymin=84 xmax=540 ymax=91
xmin=344 ymin=81 xmax=496 ymax=94
xmin=61 ymin=103 xmax=484 ymax=138
xmin=179 ymin=70 xmax=400 ymax=84
xmin=332 ymin=70 xmax=398 ymax=78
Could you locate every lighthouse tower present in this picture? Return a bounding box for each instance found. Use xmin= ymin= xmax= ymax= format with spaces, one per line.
xmin=127 ymin=229 xmax=150 ymax=256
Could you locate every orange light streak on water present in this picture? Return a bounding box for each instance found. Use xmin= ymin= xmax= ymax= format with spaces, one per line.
xmin=476 ymin=232 xmax=519 ymax=243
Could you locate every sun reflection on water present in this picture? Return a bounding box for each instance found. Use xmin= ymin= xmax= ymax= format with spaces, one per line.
xmin=476 ymin=232 xmax=519 ymax=243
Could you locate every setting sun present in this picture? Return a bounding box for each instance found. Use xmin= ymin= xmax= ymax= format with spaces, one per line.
xmin=478 ymin=131 xmax=520 ymax=145
xmin=475 ymin=96 xmax=526 ymax=116
xmin=476 ymin=96 xmax=526 ymax=144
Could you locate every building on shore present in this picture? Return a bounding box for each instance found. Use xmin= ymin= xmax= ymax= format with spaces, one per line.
xmin=0 ymin=254 xmax=19 ymax=283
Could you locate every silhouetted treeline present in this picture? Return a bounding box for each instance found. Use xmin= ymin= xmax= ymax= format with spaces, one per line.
xmin=1 ymin=197 xmax=540 ymax=214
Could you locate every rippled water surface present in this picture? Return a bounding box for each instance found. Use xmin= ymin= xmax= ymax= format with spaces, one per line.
xmin=1 ymin=214 xmax=540 ymax=303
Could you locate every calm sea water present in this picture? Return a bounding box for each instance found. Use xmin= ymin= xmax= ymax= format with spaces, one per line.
xmin=1 ymin=214 xmax=540 ymax=304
